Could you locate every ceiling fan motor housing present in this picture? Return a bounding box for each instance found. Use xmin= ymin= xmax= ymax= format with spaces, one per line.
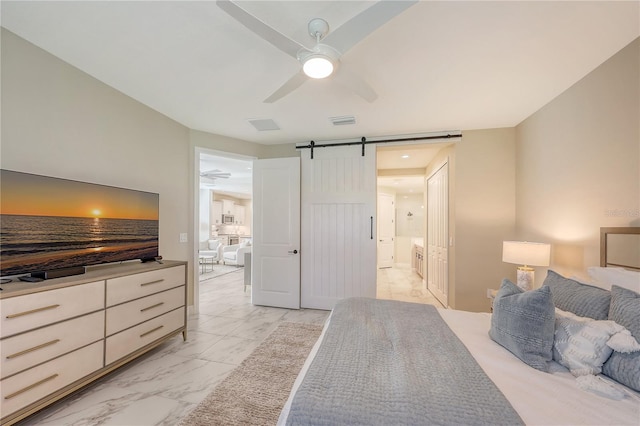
xmin=308 ymin=18 xmax=330 ymax=40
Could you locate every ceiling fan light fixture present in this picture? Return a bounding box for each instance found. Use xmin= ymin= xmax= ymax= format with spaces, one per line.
xmin=303 ymin=55 xmax=334 ymax=79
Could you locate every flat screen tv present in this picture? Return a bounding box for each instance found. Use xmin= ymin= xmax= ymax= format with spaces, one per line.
xmin=0 ymin=169 xmax=159 ymax=279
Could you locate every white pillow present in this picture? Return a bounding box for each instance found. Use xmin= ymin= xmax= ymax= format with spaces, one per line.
xmin=587 ymin=266 xmax=640 ymax=293
xmin=208 ymin=240 xmax=220 ymax=250
xmin=553 ymin=308 xmax=627 ymax=376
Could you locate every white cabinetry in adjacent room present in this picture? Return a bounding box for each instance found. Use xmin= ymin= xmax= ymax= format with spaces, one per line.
xmin=235 ymin=205 xmax=245 ymax=225
xmin=0 ymin=261 xmax=187 ymax=426
xmin=211 ymin=200 xmax=223 ymax=226
xmin=222 ymin=199 xmax=235 ymax=215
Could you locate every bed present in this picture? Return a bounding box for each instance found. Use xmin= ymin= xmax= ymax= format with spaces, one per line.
xmin=278 ymin=227 xmax=640 ymax=425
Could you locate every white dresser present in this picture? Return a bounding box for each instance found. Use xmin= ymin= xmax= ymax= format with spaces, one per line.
xmin=0 ymin=261 xmax=187 ymax=425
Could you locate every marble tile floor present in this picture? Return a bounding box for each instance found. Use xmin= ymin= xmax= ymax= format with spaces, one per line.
xmin=377 ymin=263 xmax=445 ymax=308
xmin=21 ymin=264 xmax=440 ymax=425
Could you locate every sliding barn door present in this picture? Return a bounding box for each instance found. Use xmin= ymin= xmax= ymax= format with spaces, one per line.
xmin=301 ymin=145 xmax=377 ymax=310
xmin=427 ymin=162 xmax=449 ymax=307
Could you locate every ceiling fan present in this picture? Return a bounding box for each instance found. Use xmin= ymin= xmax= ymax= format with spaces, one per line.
xmin=216 ymin=0 xmax=417 ymax=103
xmin=200 ymin=169 xmax=231 ymax=180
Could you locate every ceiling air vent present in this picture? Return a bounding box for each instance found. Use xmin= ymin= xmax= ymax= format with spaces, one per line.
xmin=248 ymin=118 xmax=280 ymax=131
xmin=330 ymin=115 xmax=356 ymax=126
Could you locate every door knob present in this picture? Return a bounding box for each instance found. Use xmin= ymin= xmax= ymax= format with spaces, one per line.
xmin=288 ymin=249 xmax=298 ymax=254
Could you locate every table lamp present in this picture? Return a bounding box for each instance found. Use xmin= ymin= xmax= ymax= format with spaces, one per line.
xmin=502 ymin=241 xmax=551 ymax=291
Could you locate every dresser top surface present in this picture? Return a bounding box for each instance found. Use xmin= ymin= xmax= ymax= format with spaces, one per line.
xmin=0 ymin=260 xmax=187 ymax=299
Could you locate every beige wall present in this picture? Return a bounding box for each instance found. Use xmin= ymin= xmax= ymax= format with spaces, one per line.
xmin=516 ymin=37 xmax=639 ymax=284
xmin=451 ymin=128 xmax=517 ymax=312
xmin=190 ymin=129 xmax=299 ymax=160
xmin=1 ymin=28 xmax=191 ymax=265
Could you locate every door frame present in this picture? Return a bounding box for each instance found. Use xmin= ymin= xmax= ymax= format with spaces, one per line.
xmin=192 ymin=147 xmax=256 ymax=314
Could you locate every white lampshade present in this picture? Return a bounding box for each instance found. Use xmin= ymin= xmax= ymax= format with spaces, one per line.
xmin=502 ymin=241 xmax=551 ymax=267
xmin=303 ymin=55 xmax=334 ymax=79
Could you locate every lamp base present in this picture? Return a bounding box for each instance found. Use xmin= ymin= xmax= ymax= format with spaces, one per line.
xmin=516 ymin=267 xmax=534 ymax=291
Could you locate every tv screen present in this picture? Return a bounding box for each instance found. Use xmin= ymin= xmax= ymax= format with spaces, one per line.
xmin=0 ymin=169 xmax=159 ymax=278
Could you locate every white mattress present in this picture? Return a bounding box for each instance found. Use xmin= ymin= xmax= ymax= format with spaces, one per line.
xmin=279 ymin=308 xmax=640 ymax=425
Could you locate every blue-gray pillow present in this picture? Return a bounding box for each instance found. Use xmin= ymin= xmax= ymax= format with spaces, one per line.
xmin=489 ymin=279 xmax=555 ymax=372
xmin=543 ymin=270 xmax=611 ymax=320
xmin=602 ymin=285 xmax=640 ymax=391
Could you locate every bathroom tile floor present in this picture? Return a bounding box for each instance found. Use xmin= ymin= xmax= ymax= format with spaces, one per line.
xmin=377 ymin=263 xmax=445 ymax=308
xmin=20 ymin=264 xmax=439 ymax=425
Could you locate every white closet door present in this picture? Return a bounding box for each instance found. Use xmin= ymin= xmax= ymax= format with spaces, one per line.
xmin=301 ymin=145 xmax=377 ymax=310
xmin=427 ymin=162 xmax=449 ymax=307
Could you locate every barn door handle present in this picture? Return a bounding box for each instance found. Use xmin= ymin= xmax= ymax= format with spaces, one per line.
xmin=370 ymin=217 xmax=373 ymax=240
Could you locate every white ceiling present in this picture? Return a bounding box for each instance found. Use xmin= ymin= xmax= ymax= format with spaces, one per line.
xmin=2 ymin=1 xmax=638 ymax=146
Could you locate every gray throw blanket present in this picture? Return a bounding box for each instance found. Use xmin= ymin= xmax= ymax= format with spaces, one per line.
xmin=285 ymin=298 xmax=524 ymax=425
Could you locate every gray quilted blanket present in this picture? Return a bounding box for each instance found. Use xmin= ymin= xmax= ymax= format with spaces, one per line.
xmin=285 ymin=298 xmax=524 ymax=425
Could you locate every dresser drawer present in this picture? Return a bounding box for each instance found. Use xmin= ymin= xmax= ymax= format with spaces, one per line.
xmin=105 ymin=307 xmax=185 ymax=365
xmin=0 ymin=281 xmax=105 ymax=338
xmin=106 ymin=266 xmax=185 ymax=307
xmin=105 ymin=286 xmax=185 ymax=336
xmin=0 ymin=341 xmax=103 ymax=419
xmin=1 ymin=311 xmax=104 ymax=380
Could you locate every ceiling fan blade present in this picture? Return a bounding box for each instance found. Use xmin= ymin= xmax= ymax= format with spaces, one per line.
xmin=264 ymin=72 xmax=308 ymax=103
xmin=323 ymin=0 xmax=418 ymax=55
xmin=217 ymin=0 xmax=306 ymax=59
xmin=201 ymin=169 xmax=232 ymax=179
xmin=333 ymin=65 xmax=378 ymax=103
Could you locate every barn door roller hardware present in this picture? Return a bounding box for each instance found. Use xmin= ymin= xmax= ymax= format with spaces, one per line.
xmin=297 ymin=132 xmax=462 ymax=159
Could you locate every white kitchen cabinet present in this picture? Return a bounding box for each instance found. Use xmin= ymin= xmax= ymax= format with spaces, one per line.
xmin=211 ymin=201 xmax=222 ymax=226
xmin=222 ymin=199 xmax=235 ymax=215
xmin=235 ymin=205 xmax=245 ymax=225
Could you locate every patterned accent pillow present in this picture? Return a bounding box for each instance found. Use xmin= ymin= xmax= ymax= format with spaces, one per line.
xmin=543 ymin=270 xmax=611 ymax=320
xmin=602 ymin=286 xmax=640 ymax=391
xmin=553 ymin=308 xmax=624 ymax=376
xmin=489 ymin=279 xmax=555 ymax=372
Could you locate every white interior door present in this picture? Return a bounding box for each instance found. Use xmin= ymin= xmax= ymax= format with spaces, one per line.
xmin=251 ymin=157 xmax=300 ymax=309
xmin=427 ymin=162 xmax=448 ymax=307
xmin=377 ymin=192 xmax=394 ymax=268
xmin=301 ymin=145 xmax=377 ymax=310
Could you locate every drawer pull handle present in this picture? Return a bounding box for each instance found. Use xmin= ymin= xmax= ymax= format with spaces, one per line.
xmin=140 ymin=279 xmax=164 ymax=287
xmin=6 ymin=339 xmax=61 ymax=360
xmin=140 ymin=302 xmax=164 ymax=313
xmin=6 ymin=304 xmax=60 ymax=319
xmin=5 ymin=374 xmax=59 ymax=400
xmin=140 ymin=325 xmax=163 ymax=338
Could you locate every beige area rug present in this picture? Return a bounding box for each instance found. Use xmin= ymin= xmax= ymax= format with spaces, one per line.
xmin=199 ymin=263 xmax=243 ymax=281
xmin=179 ymin=322 xmax=323 ymax=426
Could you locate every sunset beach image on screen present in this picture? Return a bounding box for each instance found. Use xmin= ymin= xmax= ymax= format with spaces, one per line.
xmin=0 ymin=170 xmax=159 ymax=277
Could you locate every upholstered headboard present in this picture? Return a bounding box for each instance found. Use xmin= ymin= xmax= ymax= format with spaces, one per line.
xmin=600 ymin=227 xmax=640 ymax=270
